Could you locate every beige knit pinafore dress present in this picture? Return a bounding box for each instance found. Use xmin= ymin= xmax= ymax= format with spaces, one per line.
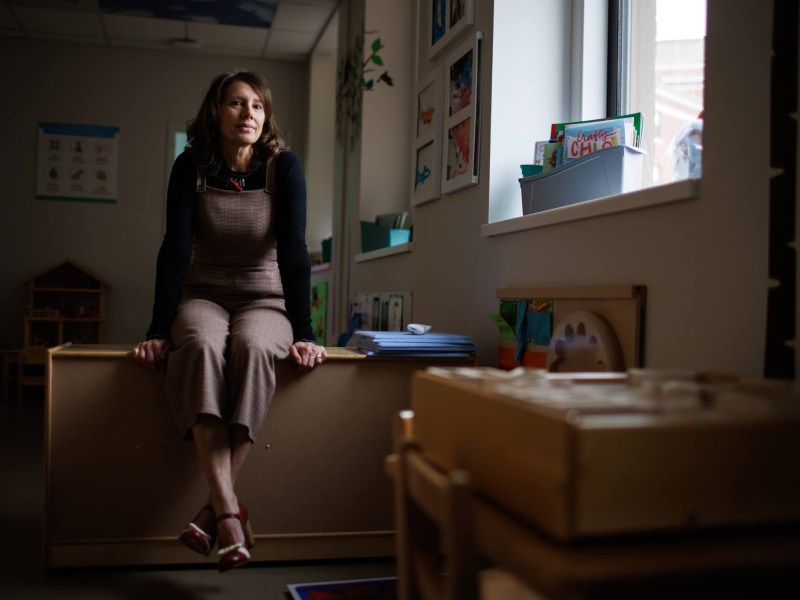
xmin=165 ymin=154 xmax=293 ymax=441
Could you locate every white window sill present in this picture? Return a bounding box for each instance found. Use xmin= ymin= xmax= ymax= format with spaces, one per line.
xmin=481 ymin=179 xmax=701 ymax=237
xmin=354 ymin=242 xmax=413 ymax=263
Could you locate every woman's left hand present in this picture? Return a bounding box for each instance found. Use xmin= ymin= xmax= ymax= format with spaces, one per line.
xmin=290 ymin=341 xmax=328 ymax=368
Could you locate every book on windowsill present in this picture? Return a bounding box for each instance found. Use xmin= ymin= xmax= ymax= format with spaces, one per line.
xmin=562 ymin=118 xmax=636 ymax=161
xmin=551 ymin=111 xmax=642 ymax=147
xmin=534 ymin=112 xmax=643 ymax=173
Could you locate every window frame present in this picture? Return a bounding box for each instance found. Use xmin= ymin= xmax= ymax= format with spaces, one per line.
xmin=606 ymin=0 xmax=629 ymax=117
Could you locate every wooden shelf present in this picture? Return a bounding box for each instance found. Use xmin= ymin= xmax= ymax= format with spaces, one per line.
xmin=22 ymin=260 xmax=110 ymax=351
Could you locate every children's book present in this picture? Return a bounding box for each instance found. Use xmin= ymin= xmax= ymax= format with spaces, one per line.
xmin=287 ymin=576 xmax=397 ymax=600
xmin=551 ymin=111 xmax=642 ymax=145
xmin=562 ymin=117 xmax=636 ymax=161
xmin=387 ymin=294 xmax=404 ymax=331
xmin=541 ymin=141 xmax=562 ymax=173
xmin=533 ymin=140 xmax=549 ymax=166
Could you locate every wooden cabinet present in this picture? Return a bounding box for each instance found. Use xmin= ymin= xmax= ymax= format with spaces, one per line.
xmin=45 ymin=345 xmax=475 ymax=567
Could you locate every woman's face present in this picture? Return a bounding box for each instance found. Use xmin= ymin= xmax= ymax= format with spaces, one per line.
xmin=218 ymin=80 xmax=266 ymax=149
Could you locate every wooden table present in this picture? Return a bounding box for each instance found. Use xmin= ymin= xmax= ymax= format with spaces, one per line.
xmin=470 ymin=490 xmax=800 ymax=599
xmin=400 ymin=367 xmax=800 ymax=598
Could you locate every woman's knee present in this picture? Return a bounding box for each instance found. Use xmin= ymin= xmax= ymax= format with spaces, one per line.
xmin=228 ymin=333 xmax=277 ymax=363
xmin=173 ymin=330 xmax=227 ymax=361
xmin=171 ymin=300 xmax=230 ymax=354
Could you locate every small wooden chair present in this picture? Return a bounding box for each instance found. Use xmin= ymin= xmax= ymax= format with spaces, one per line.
xmin=393 ymin=436 xmax=479 ymax=600
xmin=390 ymin=412 xmax=545 ymax=600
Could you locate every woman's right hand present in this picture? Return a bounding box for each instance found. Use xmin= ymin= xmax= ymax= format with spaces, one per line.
xmin=132 ymin=339 xmax=171 ymax=371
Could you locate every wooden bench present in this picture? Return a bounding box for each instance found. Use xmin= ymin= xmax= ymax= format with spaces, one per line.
xmin=44 ymin=344 xmax=473 ymax=568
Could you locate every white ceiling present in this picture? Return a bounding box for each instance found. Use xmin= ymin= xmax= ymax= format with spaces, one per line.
xmin=0 ymin=0 xmax=338 ymax=61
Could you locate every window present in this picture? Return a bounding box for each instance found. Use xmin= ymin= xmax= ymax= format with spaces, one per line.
xmin=165 ymin=122 xmax=188 ymax=181
xmin=172 ymin=130 xmax=188 ymax=162
xmin=163 ymin=124 xmax=189 ymax=231
xmin=485 ymin=0 xmax=706 ymax=233
xmin=613 ymin=0 xmax=706 ymax=186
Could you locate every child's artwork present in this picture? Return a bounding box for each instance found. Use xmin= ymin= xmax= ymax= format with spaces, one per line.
xmin=431 ymin=0 xmax=446 ymax=47
xmin=412 ymin=71 xmax=442 ymax=205
xmin=415 ymin=141 xmax=435 ymax=191
xmin=428 ymin=0 xmax=475 ymax=59
xmin=449 ymin=48 xmax=473 ymax=116
xmin=441 ymin=31 xmax=482 ymax=194
xmin=446 ymin=118 xmax=472 ymax=179
xmin=416 ymin=78 xmax=439 ymax=139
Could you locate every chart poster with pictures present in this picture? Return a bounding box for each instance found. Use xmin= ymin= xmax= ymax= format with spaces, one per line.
xmin=37 ymin=122 xmax=119 ymax=203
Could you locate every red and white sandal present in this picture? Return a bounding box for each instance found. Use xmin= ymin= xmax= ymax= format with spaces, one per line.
xmin=216 ymin=503 xmax=255 ymax=573
xmin=178 ymin=504 xmax=217 ymax=556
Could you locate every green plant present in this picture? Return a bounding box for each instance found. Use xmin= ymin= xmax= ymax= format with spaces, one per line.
xmin=336 ymin=28 xmax=394 ymax=149
xmin=362 ymin=35 xmax=394 ymax=90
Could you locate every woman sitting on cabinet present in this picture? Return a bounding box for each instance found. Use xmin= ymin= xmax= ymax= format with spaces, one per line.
xmin=133 ymin=69 xmax=327 ymax=572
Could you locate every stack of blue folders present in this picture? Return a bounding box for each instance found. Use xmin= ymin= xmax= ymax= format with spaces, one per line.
xmin=352 ymin=330 xmax=477 ymax=357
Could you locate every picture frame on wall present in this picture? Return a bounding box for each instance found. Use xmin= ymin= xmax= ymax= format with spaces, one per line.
xmin=411 ymin=71 xmax=442 ymax=206
xmin=442 ymin=31 xmax=482 ymax=194
xmin=428 ymin=0 xmax=475 ymax=60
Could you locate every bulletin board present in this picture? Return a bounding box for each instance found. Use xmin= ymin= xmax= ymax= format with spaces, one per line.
xmin=36 ymin=122 xmax=119 ymax=203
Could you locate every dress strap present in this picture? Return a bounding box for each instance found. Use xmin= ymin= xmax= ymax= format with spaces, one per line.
xmin=265 ymin=151 xmax=281 ymax=194
xmin=195 ymin=166 xmax=206 ymax=193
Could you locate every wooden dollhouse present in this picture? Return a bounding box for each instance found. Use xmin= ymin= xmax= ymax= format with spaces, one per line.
xmin=19 ymin=260 xmax=110 ymax=399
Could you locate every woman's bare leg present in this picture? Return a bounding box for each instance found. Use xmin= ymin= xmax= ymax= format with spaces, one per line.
xmin=192 ymin=415 xmax=245 ymax=547
xmin=229 ymin=425 xmax=253 ymax=483
xmin=201 ymin=424 xmax=251 ymax=499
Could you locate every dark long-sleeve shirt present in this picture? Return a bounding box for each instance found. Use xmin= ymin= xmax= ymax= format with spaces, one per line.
xmin=145 ymin=149 xmax=313 ymax=343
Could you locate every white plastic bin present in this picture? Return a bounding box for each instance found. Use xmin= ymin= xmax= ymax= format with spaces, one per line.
xmin=520 ymin=145 xmax=645 ymax=215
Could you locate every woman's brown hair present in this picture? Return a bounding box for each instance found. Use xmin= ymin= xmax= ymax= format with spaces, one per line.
xmin=186 ymin=69 xmax=284 ymax=173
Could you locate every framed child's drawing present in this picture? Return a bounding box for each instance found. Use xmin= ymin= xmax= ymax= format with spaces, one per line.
xmin=411 ymin=71 xmax=442 ymax=206
xmin=441 ymin=31 xmax=482 ymax=194
xmin=428 ymin=0 xmax=475 ymax=60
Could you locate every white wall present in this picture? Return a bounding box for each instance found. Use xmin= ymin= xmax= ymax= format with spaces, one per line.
xmin=359 ymin=0 xmax=414 ymax=222
xmin=488 ymin=0 xmax=572 ymax=222
xmin=0 ymin=38 xmax=308 ymax=346
xmin=349 ymin=0 xmax=789 ymax=378
xmin=306 ymin=10 xmax=339 ymax=254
